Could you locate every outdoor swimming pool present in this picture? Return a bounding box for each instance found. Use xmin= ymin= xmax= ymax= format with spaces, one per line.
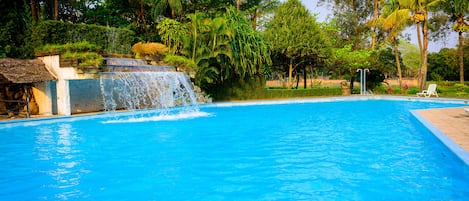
xmin=1 ymin=99 xmax=469 ymax=200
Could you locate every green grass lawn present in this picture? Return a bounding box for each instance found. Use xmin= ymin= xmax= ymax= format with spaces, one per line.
xmin=264 ymin=82 xmax=469 ymax=99
xmin=373 ymin=82 xmax=469 ymax=98
xmin=217 ymin=82 xmax=469 ymax=101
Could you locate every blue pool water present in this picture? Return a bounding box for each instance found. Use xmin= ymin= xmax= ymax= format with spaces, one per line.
xmin=1 ymin=99 xmax=469 ymax=200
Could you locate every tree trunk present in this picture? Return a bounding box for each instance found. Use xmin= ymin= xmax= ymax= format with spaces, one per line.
xmin=237 ymin=0 xmax=241 ymax=11
xmin=350 ymin=74 xmax=355 ymax=94
xmin=393 ymin=41 xmax=403 ymax=93
xmin=295 ymin=72 xmax=300 ymax=89
xmin=371 ymin=0 xmax=379 ymax=49
xmin=287 ymin=59 xmax=293 ymax=89
xmin=420 ymin=12 xmax=429 ymax=91
xmin=351 ymin=0 xmax=361 ymax=49
xmin=416 ymin=22 xmax=424 ymax=91
xmin=458 ymin=31 xmax=464 ymax=84
xmin=192 ymin=16 xmax=197 ymax=62
xmin=30 ymin=0 xmax=38 ymax=21
xmin=140 ymin=2 xmax=149 ymax=41
xmin=252 ymin=9 xmax=258 ymax=30
xmin=54 ymin=0 xmax=58 ymax=20
xmin=303 ymin=65 xmax=307 ymax=89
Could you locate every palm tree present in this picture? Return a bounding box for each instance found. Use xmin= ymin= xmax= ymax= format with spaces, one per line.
xmin=186 ymin=16 xmax=233 ymax=85
xmin=398 ymin=0 xmax=445 ymax=91
xmin=186 ymin=12 xmax=206 ymax=62
xmin=370 ymin=0 xmax=383 ymax=49
xmin=380 ymin=0 xmax=410 ymax=93
xmin=205 ymin=17 xmax=233 ymax=81
xmin=443 ymin=0 xmax=469 ymax=84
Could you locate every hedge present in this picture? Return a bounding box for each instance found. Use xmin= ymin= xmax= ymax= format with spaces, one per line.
xmin=263 ymin=87 xmax=342 ymax=99
xmin=27 ymin=20 xmax=135 ymax=55
xmin=208 ymin=76 xmax=342 ymax=101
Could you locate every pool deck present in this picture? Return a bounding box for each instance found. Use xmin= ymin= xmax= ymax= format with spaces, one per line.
xmin=416 ymin=107 xmax=469 ymax=153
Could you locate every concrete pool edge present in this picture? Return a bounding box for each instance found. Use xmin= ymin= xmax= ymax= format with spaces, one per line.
xmin=208 ymin=95 xmax=469 ymax=107
xmin=410 ymin=110 xmax=469 ymax=166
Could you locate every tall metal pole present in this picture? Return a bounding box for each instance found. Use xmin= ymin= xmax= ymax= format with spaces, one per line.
xmin=357 ymin=68 xmax=363 ymax=95
xmin=364 ymin=69 xmax=369 ymax=94
xmin=356 ymin=69 xmax=363 ymax=95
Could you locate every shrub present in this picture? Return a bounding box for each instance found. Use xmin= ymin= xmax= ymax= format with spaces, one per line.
xmin=164 ymin=54 xmax=196 ymax=72
xmin=62 ymin=52 xmax=103 ymax=67
xmin=35 ymin=41 xmax=102 ymax=56
xmin=131 ymin=42 xmax=169 ymax=57
xmin=37 ymin=41 xmax=104 ymax=67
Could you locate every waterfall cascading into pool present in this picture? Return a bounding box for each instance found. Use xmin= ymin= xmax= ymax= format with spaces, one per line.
xmin=99 ymin=58 xmax=201 ymax=121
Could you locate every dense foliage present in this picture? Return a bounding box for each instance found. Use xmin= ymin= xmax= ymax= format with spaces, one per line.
xmin=28 ymin=20 xmax=135 ymax=56
xmin=428 ymin=48 xmax=469 ymax=81
xmin=155 ymin=7 xmax=272 ymax=97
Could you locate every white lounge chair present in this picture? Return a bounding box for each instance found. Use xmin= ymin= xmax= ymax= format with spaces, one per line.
xmin=416 ymin=84 xmax=439 ymax=97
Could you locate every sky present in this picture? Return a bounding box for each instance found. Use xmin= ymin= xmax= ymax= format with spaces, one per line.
xmin=299 ymin=0 xmax=458 ymax=52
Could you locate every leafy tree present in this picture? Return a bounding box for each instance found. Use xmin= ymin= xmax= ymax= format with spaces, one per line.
xmin=76 ymin=0 xmax=155 ymax=41
xmin=320 ymin=0 xmax=374 ymax=49
xmin=0 ymin=0 xmax=32 ymax=58
xmin=399 ymin=39 xmax=421 ymax=77
xmin=184 ymin=0 xmax=233 ymax=14
xmin=428 ymin=48 xmax=459 ymax=81
xmin=239 ymin=0 xmax=280 ymax=30
xmin=147 ymin=0 xmax=183 ymax=19
xmin=332 ymin=45 xmax=374 ymax=91
xmin=370 ymin=47 xmax=403 ymax=79
xmin=264 ymin=0 xmax=331 ymax=89
xmin=26 ymin=0 xmax=82 ymax=22
xmin=79 ymin=2 xmax=125 ymax=26
xmin=319 ymin=19 xmax=345 ymax=48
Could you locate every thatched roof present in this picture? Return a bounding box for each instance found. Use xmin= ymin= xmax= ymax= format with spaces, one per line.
xmin=0 ymin=58 xmax=56 ymax=84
